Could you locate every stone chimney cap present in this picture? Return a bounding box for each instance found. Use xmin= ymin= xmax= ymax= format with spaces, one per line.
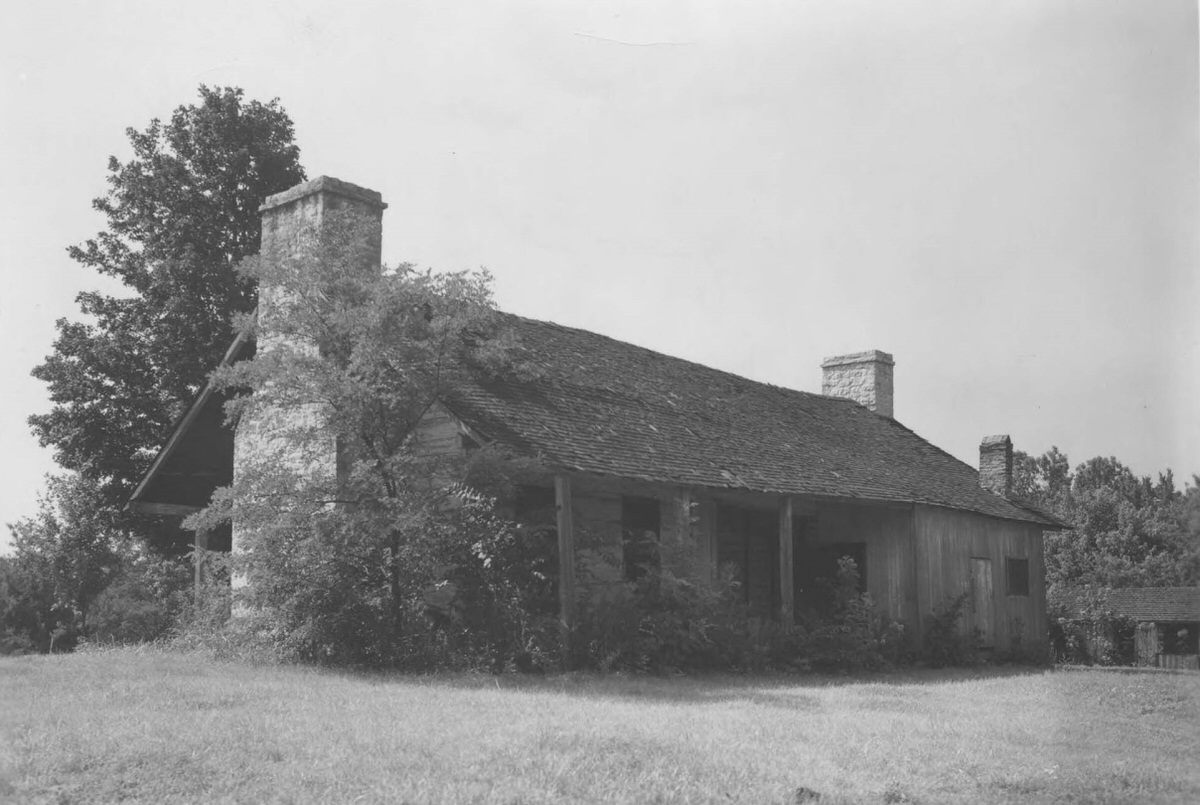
xmin=259 ymin=176 xmax=388 ymax=213
xmin=980 ymin=434 xmax=1013 ymax=448
xmin=821 ymin=350 xmax=895 ymax=369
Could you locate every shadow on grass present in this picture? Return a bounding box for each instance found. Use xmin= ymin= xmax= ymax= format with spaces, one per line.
xmin=351 ymin=663 xmax=1052 ymax=707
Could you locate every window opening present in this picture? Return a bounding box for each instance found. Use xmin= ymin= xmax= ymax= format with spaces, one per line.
xmin=622 ymin=495 xmax=661 ymax=581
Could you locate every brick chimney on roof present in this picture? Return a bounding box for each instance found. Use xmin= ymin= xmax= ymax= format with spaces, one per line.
xmin=979 ymin=434 xmax=1013 ymax=497
xmin=821 ymin=350 xmax=895 ymax=418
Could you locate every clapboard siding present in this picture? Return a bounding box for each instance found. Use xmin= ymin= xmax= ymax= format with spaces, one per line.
xmin=913 ymin=504 xmax=1047 ymax=651
xmin=412 ymin=403 xmax=464 ymax=456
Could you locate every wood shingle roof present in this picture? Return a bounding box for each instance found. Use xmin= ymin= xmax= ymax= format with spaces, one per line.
xmin=443 ymin=314 xmax=1059 ymax=526
xmin=1106 ymin=588 xmax=1200 ymax=622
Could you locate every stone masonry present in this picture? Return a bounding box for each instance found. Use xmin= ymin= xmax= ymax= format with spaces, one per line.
xmin=231 ymin=177 xmax=388 ymax=576
xmin=820 ymin=350 xmax=895 ymax=418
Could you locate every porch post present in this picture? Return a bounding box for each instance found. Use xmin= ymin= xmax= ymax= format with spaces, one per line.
xmin=779 ymin=496 xmax=794 ymax=627
xmin=194 ymin=528 xmax=210 ymax=601
xmin=555 ymin=474 xmax=577 ymax=650
xmin=676 ymin=488 xmax=694 ymax=545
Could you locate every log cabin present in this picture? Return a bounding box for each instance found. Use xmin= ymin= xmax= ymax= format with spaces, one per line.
xmin=126 ymin=176 xmax=1065 ymax=654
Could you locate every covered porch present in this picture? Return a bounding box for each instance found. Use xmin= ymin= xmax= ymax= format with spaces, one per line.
xmin=542 ymin=472 xmax=918 ymax=638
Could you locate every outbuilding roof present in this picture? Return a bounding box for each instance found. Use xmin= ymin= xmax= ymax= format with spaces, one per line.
xmin=441 ymin=314 xmax=1060 ymax=526
xmin=1104 ymin=588 xmax=1200 ymax=622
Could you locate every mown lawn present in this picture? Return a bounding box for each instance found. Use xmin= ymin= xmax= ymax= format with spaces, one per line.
xmin=1 ymin=649 xmax=1197 ymax=804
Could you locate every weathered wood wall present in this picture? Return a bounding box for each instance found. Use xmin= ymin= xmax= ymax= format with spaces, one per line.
xmin=412 ymin=403 xmax=465 ymax=456
xmin=809 ymin=501 xmax=917 ymax=629
xmin=913 ymin=504 xmax=1047 ymax=652
xmin=409 ymin=406 xmax=1048 ymax=654
xmin=1159 ymin=653 xmax=1200 ymax=670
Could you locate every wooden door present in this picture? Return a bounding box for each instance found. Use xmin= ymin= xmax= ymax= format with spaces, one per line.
xmin=1135 ymin=622 xmax=1157 ymax=666
xmin=970 ymin=558 xmax=994 ymax=647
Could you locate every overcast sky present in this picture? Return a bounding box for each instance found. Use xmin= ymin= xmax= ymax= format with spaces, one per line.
xmin=2 ymin=0 xmax=1197 ymax=552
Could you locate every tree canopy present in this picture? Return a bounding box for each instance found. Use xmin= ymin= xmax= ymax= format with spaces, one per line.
xmin=1014 ymin=449 xmax=1200 ymax=593
xmin=30 ymin=86 xmax=306 ymax=524
xmin=6 ymin=474 xmax=123 ymax=636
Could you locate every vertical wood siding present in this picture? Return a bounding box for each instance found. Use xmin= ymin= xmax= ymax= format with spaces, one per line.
xmin=913 ymin=505 xmax=1047 ymax=652
xmin=809 ymin=502 xmax=917 ymax=629
xmin=406 ymin=408 xmax=1046 ymax=654
xmin=1159 ymin=654 xmax=1200 ymax=670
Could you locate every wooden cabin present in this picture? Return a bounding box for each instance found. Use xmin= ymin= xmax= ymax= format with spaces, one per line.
xmin=127 ymin=176 xmax=1064 ymax=654
xmin=1057 ymin=587 xmax=1200 ymax=670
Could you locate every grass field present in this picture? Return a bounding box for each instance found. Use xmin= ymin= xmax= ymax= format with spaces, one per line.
xmin=1 ymin=649 xmax=1198 ymax=804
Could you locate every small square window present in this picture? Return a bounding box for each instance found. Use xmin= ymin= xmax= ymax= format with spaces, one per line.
xmin=1006 ymin=557 xmax=1030 ymax=597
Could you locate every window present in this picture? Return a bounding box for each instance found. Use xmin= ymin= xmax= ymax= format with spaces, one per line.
xmin=1006 ymin=557 xmax=1030 ymax=597
xmin=1162 ymin=623 xmax=1199 ymax=655
xmin=621 ymin=496 xmax=661 ymax=581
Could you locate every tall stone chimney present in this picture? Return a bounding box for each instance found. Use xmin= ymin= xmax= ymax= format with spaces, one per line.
xmin=232 ymin=177 xmax=387 ymax=596
xmin=979 ymin=434 xmax=1013 ymax=497
xmin=257 ymin=176 xmax=388 ymax=348
xmin=821 ymin=350 xmax=895 ymax=418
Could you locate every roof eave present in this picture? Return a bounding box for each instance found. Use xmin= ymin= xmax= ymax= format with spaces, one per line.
xmin=124 ymin=326 xmax=252 ymax=512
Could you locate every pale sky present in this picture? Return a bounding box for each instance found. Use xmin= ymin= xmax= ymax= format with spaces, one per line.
xmin=2 ymin=0 xmax=1197 ymax=553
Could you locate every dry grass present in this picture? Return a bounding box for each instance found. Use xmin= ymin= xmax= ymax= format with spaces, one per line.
xmin=1 ymin=648 xmax=1198 ymax=804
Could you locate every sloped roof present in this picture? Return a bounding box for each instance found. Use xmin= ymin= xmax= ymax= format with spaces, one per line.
xmin=1105 ymin=588 xmax=1200 ymax=622
xmin=441 ymin=314 xmax=1059 ymax=526
xmin=125 ymin=329 xmax=253 ymax=514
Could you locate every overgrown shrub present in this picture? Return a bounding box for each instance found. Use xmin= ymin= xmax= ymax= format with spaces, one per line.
xmin=88 ymin=551 xmax=193 ymax=644
xmin=411 ymin=517 xmax=563 ymax=672
xmin=571 ymin=553 xmax=899 ymax=674
xmin=921 ymin=592 xmax=980 ymax=667
xmin=1049 ymin=613 xmax=1136 ymax=666
xmin=572 ymin=564 xmax=752 ymax=672
xmin=787 ymin=558 xmax=904 ymax=672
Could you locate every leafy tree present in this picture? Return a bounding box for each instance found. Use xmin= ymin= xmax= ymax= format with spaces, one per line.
xmin=188 ymin=211 xmax=539 ymax=666
xmin=87 ymin=546 xmax=193 ymax=645
xmin=1180 ymin=476 xmax=1200 ymax=582
xmin=29 ymin=86 xmax=305 ymax=539
xmin=7 ymin=474 xmax=124 ymax=639
xmin=1013 ymin=445 xmax=1071 ymax=506
xmin=0 ymin=555 xmax=60 ymax=654
xmin=1014 ymin=448 xmax=1198 ymax=593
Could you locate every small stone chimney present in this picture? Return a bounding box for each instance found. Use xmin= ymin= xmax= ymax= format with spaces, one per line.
xmin=979 ymin=434 xmax=1013 ymax=497
xmin=821 ymin=350 xmax=895 ymax=418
